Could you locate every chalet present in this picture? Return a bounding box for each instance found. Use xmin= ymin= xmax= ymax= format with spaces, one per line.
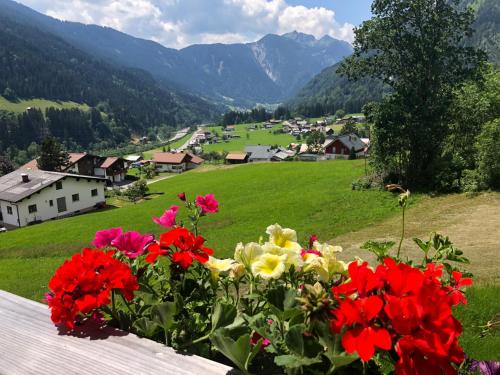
xmin=22 ymin=153 xmax=98 ymax=176
xmin=336 ymin=117 xmax=356 ymax=126
xmin=152 ymin=152 xmax=204 ymax=173
xmin=0 ymin=169 xmax=106 ymax=228
xmin=21 ymin=153 xmax=128 ymax=184
xmin=124 ymin=155 xmax=143 ymax=163
xmin=269 ymin=119 xmax=282 ymax=124
xmin=325 ymin=127 xmax=335 ymax=137
xmin=224 ymin=125 xmax=236 ymax=131
xmin=94 ymin=157 xmax=127 ymax=183
xmin=225 ymin=153 xmax=249 ymax=164
xmin=324 ymin=134 xmax=366 ymax=158
xmin=264 ymin=122 xmax=273 ymax=129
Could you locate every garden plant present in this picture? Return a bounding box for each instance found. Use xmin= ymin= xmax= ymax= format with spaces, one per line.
xmin=46 ymin=190 xmax=483 ymax=374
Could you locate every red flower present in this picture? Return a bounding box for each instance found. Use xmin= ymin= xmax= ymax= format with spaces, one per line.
xmin=195 ymin=194 xmax=219 ymax=214
xmin=47 ymin=249 xmax=138 ymax=330
xmin=447 ymin=271 xmax=473 ymax=305
xmin=177 ymin=192 xmax=186 ymax=201
xmin=145 ymin=242 xmax=168 ymax=263
xmin=342 ymin=326 xmax=392 ymax=362
xmin=330 ymin=259 xmax=469 ymax=371
xmin=146 ymin=227 xmax=214 ymax=269
xmin=332 ymin=261 xmax=382 ymax=297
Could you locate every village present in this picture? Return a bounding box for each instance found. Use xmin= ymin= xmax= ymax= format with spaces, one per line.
xmin=0 ymin=115 xmax=369 ymax=229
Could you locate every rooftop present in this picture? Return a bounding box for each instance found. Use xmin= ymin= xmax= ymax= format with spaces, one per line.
xmin=225 ymin=153 xmax=248 ymax=161
xmin=152 ymin=152 xmax=189 ymax=164
xmin=0 ymin=169 xmax=104 ymax=203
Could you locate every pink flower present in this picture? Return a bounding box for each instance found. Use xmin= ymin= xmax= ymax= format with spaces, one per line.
xmin=153 ymin=205 xmax=179 ymax=228
xmin=250 ymin=332 xmax=270 ymax=351
xmin=92 ymin=228 xmax=123 ymax=248
xmin=177 ymin=192 xmax=186 ymax=201
xmin=300 ymin=249 xmax=321 ymax=257
xmin=195 ymin=194 xmax=219 ymax=214
xmin=111 ymin=231 xmax=154 ymax=259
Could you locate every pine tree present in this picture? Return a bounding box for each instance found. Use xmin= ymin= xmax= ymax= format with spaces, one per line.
xmin=37 ymin=137 xmax=70 ymax=172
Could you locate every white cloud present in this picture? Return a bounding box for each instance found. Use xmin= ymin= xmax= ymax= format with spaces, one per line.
xmin=19 ymin=0 xmax=354 ymax=48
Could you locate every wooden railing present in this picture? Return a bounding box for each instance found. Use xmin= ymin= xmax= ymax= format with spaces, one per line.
xmin=0 ymin=290 xmax=233 ymax=374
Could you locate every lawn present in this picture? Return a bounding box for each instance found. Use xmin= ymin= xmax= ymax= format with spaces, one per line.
xmin=202 ymin=123 xmax=296 ymax=152
xmin=0 ymin=160 xmax=497 ymax=360
xmin=0 ymin=96 xmax=90 ymax=113
xmin=0 ymin=160 xmax=400 ymax=300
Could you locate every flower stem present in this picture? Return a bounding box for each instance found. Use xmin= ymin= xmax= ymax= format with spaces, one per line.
xmin=397 ymin=205 xmax=405 ymax=260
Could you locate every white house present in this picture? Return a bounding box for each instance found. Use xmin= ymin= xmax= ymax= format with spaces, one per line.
xmin=0 ymin=169 xmax=106 ymax=228
xmin=152 ymin=152 xmax=204 ymax=173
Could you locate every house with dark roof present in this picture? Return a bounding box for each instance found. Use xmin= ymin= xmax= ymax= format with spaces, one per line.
xmin=0 ymin=169 xmax=106 ymax=228
xmin=324 ymin=134 xmax=367 ymax=159
xmin=244 ymin=145 xmax=288 ymax=162
xmin=94 ymin=157 xmax=127 ymax=183
xmin=152 ymin=152 xmax=204 ymax=173
xmin=21 ymin=153 xmax=128 ymax=184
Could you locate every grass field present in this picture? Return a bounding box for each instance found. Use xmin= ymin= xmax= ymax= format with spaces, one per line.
xmin=0 ymin=96 xmax=90 ymax=113
xmin=202 ymin=123 xmax=296 ymax=152
xmin=0 ymin=160 xmax=401 ymax=300
xmin=0 ymin=160 xmax=497 ymax=359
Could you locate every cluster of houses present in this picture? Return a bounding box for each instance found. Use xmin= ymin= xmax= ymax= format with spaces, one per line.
xmin=281 ymin=115 xmax=366 ymax=137
xmin=225 ymin=133 xmax=369 ymax=164
xmin=0 ymin=151 xmax=205 ymax=228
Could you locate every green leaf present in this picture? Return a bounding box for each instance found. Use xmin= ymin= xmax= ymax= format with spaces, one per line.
xmin=132 ymin=317 xmax=159 ymax=338
xmin=210 ymin=329 xmax=252 ymax=374
xmin=274 ymin=354 xmax=322 ymax=369
xmin=285 ymin=324 xmax=323 ymax=358
xmin=211 ymin=302 xmax=237 ymax=332
xmin=152 ymin=301 xmax=177 ymax=330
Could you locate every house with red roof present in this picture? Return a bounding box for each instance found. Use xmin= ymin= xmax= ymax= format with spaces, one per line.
xmin=152 ymin=152 xmax=204 ymax=173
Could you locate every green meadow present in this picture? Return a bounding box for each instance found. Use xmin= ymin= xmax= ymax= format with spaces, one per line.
xmin=0 ymin=96 xmax=90 ymax=113
xmin=0 ymin=160 xmax=497 ymax=359
xmin=0 ymin=160 xmax=399 ymax=300
xmin=202 ymin=123 xmax=296 ymax=152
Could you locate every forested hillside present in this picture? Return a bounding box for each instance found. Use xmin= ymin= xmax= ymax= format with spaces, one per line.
xmin=288 ymin=0 xmax=499 ymax=117
xmin=0 ymin=15 xmax=217 ymax=161
xmin=287 ymin=62 xmax=388 ymax=116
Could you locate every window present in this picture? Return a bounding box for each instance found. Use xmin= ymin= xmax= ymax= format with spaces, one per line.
xmin=56 ymin=181 xmax=63 ymax=190
xmin=49 ymin=200 xmax=54 ymax=207
xmin=72 ymin=194 xmax=80 ymax=202
xmin=6 ymin=206 xmax=13 ymax=215
xmin=91 ymin=188 xmax=98 ymax=197
xmin=28 ymin=204 xmax=37 ymax=213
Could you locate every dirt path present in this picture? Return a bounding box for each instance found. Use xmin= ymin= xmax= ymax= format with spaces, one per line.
xmin=333 ymin=193 xmax=500 ymax=283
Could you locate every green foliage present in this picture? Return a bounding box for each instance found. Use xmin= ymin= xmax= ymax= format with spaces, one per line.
xmin=37 ymin=137 xmax=70 ymax=172
xmin=123 ymin=179 xmax=149 ymax=203
xmin=475 ymin=118 xmax=500 ymax=189
xmin=0 ymin=154 xmax=14 ymax=176
xmin=340 ymin=0 xmax=486 ymax=188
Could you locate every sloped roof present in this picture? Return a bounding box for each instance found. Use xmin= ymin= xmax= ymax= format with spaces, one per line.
xmin=99 ymin=157 xmax=121 ymax=169
xmin=20 ymin=153 xmax=90 ymax=172
xmin=0 ymin=169 xmax=104 ymax=203
xmin=225 ymin=153 xmax=248 ymax=161
xmin=324 ymin=134 xmax=366 ymax=152
xmin=187 ymin=153 xmax=204 ymax=165
xmin=152 ymin=152 xmax=188 ymax=164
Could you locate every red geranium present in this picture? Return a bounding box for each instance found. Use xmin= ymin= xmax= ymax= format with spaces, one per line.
xmin=46 ymin=248 xmax=138 ymax=330
xmin=145 ymin=227 xmax=214 ymax=269
xmin=330 ymin=259 xmax=469 ymax=373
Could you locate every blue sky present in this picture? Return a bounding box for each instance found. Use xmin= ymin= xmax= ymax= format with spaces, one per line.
xmin=17 ymin=0 xmax=374 ymax=49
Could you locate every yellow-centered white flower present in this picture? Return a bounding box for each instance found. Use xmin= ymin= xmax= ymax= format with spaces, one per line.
xmin=251 ymin=253 xmax=287 ymax=280
xmin=265 ymin=224 xmax=302 ymax=252
xmin=234 ymin=242 xmax=263 ymax=268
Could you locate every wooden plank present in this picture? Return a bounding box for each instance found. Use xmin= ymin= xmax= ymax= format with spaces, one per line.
xmin=0 ymin=290 xmax=233 ymax=375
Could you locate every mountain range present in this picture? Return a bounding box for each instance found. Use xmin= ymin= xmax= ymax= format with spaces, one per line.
xmin=0 ymin=0 xmax=352 ymax=106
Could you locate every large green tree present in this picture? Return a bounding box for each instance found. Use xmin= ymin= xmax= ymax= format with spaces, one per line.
xmin=339 ymin=0 xmax=486 ymax=188
xmin=37 ymin=137 xmax=70 ymax=172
